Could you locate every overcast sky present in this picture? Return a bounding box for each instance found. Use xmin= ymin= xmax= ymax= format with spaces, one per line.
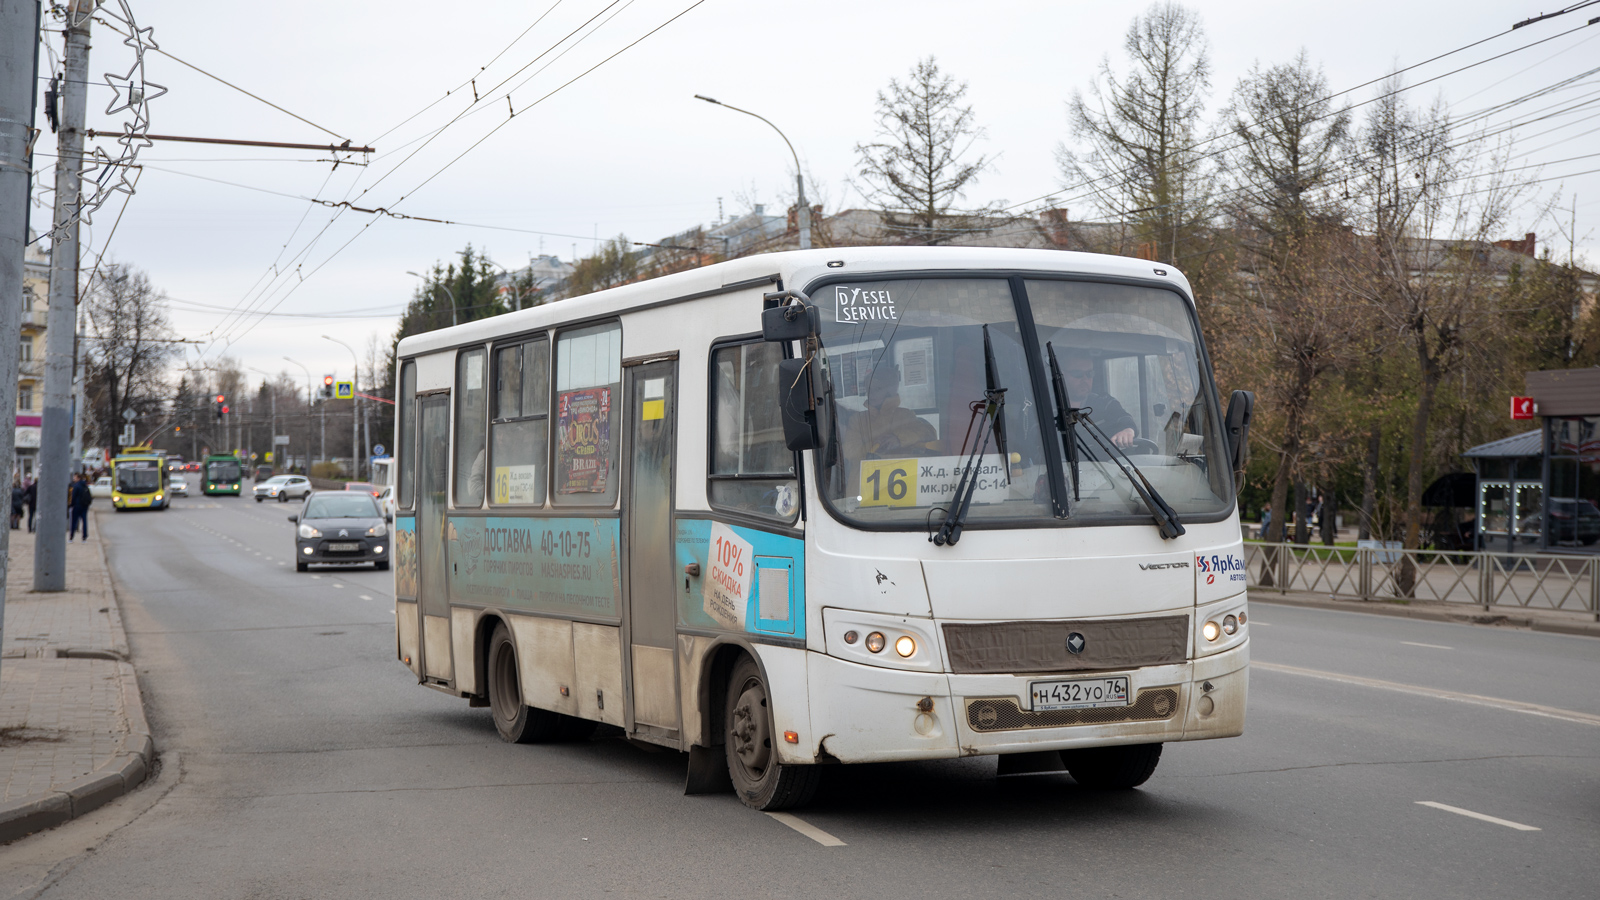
xmin=27 ymin=0 xmax=1600 ymax=392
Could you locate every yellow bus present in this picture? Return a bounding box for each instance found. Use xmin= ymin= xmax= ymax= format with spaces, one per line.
xmin=112 ymin=446 xmax=171 ymax=511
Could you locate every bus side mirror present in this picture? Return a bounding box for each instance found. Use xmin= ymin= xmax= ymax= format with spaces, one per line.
xmin=1224 ymin=390 xmax=1254 ymax=490
xmin=762 ymin=303 xmax=818 ymax=343
xmin=777 ymin=358 xmax=820 ymax=451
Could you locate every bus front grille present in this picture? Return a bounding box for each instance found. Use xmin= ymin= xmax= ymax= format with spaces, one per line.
xmin=964 ymin=688 xmax=1180 ymax=732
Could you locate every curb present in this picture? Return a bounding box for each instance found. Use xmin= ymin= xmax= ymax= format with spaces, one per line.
xmin=1250 ymin=591 xmax=1600 ymax=638
xmin=0 ymin=528 xmax=155 ymax=844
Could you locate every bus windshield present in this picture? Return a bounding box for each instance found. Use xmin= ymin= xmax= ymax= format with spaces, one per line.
xmin=116 ymin=462 xmax=162 ymax=494
xmin=206 ymin=460 xmax=241 ymax=482
xmin=812 ymin=277 xmax=1231 ymax=529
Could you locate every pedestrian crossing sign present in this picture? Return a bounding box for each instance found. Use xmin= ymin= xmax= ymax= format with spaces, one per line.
xmin=335 ymin=381 xmax=354 ymax=400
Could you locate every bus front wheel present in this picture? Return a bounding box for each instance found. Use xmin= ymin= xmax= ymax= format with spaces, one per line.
xmin=1060 ymin=743 xmax=1162 ymax=790
xmin=724 ymin=657 xmax=820 ymax=811
xmin=487 ymin=622 xmax=568 ymax=743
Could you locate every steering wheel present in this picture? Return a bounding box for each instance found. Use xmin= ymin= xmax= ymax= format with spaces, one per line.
xmin=1126 ymin=437 xmax=1162 ymax=456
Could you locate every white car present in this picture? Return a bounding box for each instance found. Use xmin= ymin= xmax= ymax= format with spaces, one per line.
xmin=377 ymin=485 xmax=396 ymax=520
xmin=169 ymin=475 xmax=189 ymax=497
xmin=89 ymin=476 xmax=113 ymax=498
xmin=253 ymin=474 xmax=312 ymax=503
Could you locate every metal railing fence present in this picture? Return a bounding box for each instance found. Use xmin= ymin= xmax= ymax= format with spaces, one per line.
xmin=1244 ymin=542 xmax=1600 ymax=620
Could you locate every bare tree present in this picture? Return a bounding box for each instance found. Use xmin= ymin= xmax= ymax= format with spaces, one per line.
xmin=1347 ymin=81 xmax=1531 ymax=575
xmin=565 ymin=235 xmax=639 ymax=298
xmin=82 ymin=262 xmax=178 ymax=449
xmin=854 ymin=56 xmax=993 ymax=243
xmin=1060 ymin=2 xmax=1213 ymax=264
xmin=1220 ymin=52 xmax=1356 ymax=547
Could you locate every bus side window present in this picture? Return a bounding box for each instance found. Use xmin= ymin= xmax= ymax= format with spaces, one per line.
xmin=397 ymin=361 xmax=416 ymax=509
xmin=551 ymin=321 xmax=622 ymax=507
xmin=490 ymin=338 xmax=550 ymax=506
xmin=454 ymin=347 xmax=489 ymax=508
xmin=709 ymin=341 xmax=798 ymax=522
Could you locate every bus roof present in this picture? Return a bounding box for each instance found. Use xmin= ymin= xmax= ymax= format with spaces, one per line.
xmin=394 ymin=246 xmax=1194 ymax=358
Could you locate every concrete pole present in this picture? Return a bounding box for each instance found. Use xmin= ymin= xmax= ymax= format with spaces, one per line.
xmin=37 ymin=1 xmax=90 ymax=591
xmin=1 ymin=0 xmax=43 ymax=677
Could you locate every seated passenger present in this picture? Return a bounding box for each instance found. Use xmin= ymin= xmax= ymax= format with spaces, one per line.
xmin=1060 ymin=348 xmax=1136 ymax=449
xmin=841 ymin=363 xmax=939 ymax=461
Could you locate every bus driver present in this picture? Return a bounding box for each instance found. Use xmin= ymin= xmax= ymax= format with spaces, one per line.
xmin=841 ymin=362 xmax=939 ymax=461
xmin=1061 ymin=348 xmax=1136 ymax=448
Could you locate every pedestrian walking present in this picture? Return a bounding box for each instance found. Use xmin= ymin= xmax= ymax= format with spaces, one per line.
xmin=10 ymin=477 xmax=22 ymax=530
xmin=68 ymin=472 xmax=92 ymax=541
xmin=24 ymin=477 xmax=37 ymax=532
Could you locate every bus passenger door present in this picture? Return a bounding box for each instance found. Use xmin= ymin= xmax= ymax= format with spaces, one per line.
xmin=415 ymin=395 xmax=453 ymax=682
xmin=623 ymin=359 xmax=679 ymax=739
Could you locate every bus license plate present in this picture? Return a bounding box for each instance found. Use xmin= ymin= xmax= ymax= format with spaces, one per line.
xmin=1029 ymin=676 xmax=1130 ymax=711
xmin=327 ymin=542 xmax=360 ymax=551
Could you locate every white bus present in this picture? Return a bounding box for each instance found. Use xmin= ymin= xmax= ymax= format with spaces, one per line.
xmin=391 ymin=247 xmax=1254 ymax=810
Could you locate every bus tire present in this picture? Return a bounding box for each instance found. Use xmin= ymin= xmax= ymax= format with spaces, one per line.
xmin=487 ymin=622 xmax=564 ymax=743
xmin=1060 ymin=743 xmax=1162 ymax=790
xmin=724 ymin=656 xmax=819 ymax=811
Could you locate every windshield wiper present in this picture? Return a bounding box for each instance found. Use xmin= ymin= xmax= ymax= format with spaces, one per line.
xmin=1044 ymin=341 xmax=1184 ymax=540
xmin=1076 ymin=412 xmax=1186 ymax=540
xmin=1045 ymin=342 xmax=1081 ymax=504
xmin=932 ymin=325 xmax=1008 ymax=547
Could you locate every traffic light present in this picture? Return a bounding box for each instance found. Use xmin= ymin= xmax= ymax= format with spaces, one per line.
xmin=321 ymin=375 xmax=335 ymax=399
xmin=221 ymin=406 xmax=230 ymax=415
xmin=215 ymin=394 xmax=225 ymax=420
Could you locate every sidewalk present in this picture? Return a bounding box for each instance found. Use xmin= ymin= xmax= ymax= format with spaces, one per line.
xmin=0 ymin=512 xmax=152 ymax=844
xmin=1250 ymin=587 xmax=1600 ymax=638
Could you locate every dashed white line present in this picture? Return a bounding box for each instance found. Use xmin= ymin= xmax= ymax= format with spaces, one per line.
xmin=1255 ymin=661 xmax=1600 ymax=727
xmin=1401 ymin=641 xmax=1453 ymax=650
xmin=359 ymin=595 xmax=373 ymax=601
xmin=765 ymin=812 xmax=846 ymax=846
xmin=1416 ymin=801 xmax=1540 ymax=831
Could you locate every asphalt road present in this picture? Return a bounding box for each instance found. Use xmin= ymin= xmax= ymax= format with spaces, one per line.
xmin=3 ymin=495 xmax=1597 ymax=898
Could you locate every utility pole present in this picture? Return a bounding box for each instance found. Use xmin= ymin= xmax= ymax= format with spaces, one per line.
xmin=1 ymin=0 xmax=44 ymax=679
xmin=37 ymin=1 xmax=90 ymax=591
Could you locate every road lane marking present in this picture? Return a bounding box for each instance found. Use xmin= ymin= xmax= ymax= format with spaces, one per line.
xmin=1416 ymin=801 xmax=1540 ymax=831
xmin=1254 ymin=661 xmax=1600 ymax=727
xmin=360 ymin=595 xmax=373 ymax=600
xmin=765 ymin=812 xmax=846 ymax=846
xmin=1401 ymin=641 xmax=1453 ymax=650
xmin=333 ymin=584 xmax=344 ymax=589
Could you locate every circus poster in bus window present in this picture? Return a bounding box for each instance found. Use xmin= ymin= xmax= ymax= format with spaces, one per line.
xmin=556 ymin=387 xmax=612 ymax=494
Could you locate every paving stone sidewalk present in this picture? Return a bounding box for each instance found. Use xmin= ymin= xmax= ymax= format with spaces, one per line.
xmin=0 ymin=512 xmax=152 ymax=843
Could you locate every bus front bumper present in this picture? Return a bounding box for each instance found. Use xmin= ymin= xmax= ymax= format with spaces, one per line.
xmin=802 ymin=640 xmax=1248 ymax=764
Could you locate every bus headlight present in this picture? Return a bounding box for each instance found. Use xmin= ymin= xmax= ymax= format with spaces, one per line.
xmin=865 ymin=632 xmax=886 ymax=653
xmin=1222 ymin=615 xmax=1238 ymax=635
xmin=298 ymin=524 xmax=321 ymax=539
xmin=1202 ymin=620 xmax=1221 ymax=642
xmin=894 ymin=635 xmax=916 ymax=657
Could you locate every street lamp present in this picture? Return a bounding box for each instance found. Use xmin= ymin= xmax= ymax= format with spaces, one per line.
xmin=483 ymin=257 xmax=533 ymax=311
xmin=407 ymin=270 xmax=458 ymax=327
xmin=694 ymin=94 xmax=811 ymax=250
xmin=323 ymin=334 xmax=362 ymax=480
xmin=283 ymin=356 xmax=317 ymax=471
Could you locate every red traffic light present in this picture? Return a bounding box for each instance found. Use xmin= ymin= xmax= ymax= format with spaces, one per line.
xmin=215 ymin=394 xmax=225 ymax=403
xmin=221 ymin=406 xmax=230 ymax=414
xmin=323 ymin=375 xmax=334 ymax=386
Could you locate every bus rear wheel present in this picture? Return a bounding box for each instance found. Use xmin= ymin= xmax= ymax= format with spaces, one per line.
xmin=1060 ymin=743 xmax=1162 ymax=790
xmin=724 ymin=657 xmax=819 ymax=811
xmin=486 ymin=622 xmax=568 ymax=743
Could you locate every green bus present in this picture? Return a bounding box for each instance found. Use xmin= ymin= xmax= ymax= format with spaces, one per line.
xmin=202 ymin=454 xmax=244 ymax=496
